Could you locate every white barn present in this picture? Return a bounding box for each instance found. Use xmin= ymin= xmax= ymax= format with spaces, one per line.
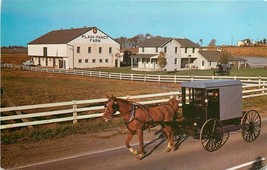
xmin=28 ymin=27 xmax=120 ymax=69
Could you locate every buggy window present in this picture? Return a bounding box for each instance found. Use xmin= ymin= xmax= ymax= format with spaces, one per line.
xmin=185 ymin=88 xmax=204 ymax=106
xmin=206 ymin=89 xmax=219 ymax=102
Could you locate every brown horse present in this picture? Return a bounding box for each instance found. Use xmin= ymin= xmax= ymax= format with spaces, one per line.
xmin=103 ymin=95 xmax=179 ymax=159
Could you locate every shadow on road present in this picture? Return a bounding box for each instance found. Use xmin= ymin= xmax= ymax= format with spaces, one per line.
xmin=143 ymin=130 xmax=188 ymax=159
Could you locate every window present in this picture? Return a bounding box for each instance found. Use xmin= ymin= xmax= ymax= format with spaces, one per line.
xmin=156 ymin=47 xmax=158 ymax=53
xmin=192 ymin=48 xmax=195 ymax=53
xmin=77 ymin=47 xmax=80 ymax=53
xmin=185 ymin=47 xmax=187 ymax=53
xmin=142 ymin=47 xmax=144 ymax=53
xmin=85 ymin=59 xmax=88 ymax=63
xmin=99 ymin=47 xmax=102 ymax=53
xmin=174 ymin=58 xmax=177 ymax=65
xmin=92 ymin=59 xmax=96 ymax=63
xmin=202 ymin=61 xmax=205 ymax=66
xmin=43 ymin=47 xmax=47 ymax=56
xmin=109 ymin=47 xmax=112 ymax=53
xmin=78 ymin=59 xmax=82 ymax=63
xmin=164 ymin=46 xmax=167 ymax=53
xmin=88 ymin=47 xmax=91 ymax=53
xmin=99 ymin=59 xmax=103 ymax=63
xmin=105 ymin=59 xmax=108 ymax=63
xmin=175 ymin=47 xmax=178 ymax=53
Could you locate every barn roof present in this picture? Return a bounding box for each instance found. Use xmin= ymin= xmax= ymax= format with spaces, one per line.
xmin=28 ymin=27 xmax=94 ymax=44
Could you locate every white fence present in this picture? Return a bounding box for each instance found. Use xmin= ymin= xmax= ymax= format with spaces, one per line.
xmin=1 ymin=84 xmax=267 ymax=130
xmin=1 ymin=64 xmax=267 ymax=84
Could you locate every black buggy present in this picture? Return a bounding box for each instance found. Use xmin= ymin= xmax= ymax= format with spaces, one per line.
xmin=180 ymin=80 xmax=261 ymax=152
xmin=213 ymin=64 xmax=231 ymax=76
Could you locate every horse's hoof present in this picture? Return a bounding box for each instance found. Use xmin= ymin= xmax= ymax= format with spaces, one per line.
xmin=137 ymin=154 xmax=145 ymax=160
xmin=129 ymin=148 xmax=139 ymax=155
xmin=165 ymin=148 xmax=171 ymax=152
xmin=166 ymin=147 xmax=174 ymax=152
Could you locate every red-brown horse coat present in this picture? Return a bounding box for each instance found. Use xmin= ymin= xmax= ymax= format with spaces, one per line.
xmin=103 ymin=96 xmax=179 ymax=159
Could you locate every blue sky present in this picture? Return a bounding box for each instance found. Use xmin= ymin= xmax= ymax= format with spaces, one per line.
xmin=1 ymin=0 xmax=267 ymax=47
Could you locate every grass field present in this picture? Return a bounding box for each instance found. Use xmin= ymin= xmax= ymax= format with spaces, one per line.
xmin=1 ymin=67 xmax=267 ymax=144
xmin=89 ymin=67 xmax=267 ymax=77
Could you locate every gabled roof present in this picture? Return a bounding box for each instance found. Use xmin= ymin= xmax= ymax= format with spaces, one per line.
xmin=137 ymin=37 xmax=200 ymax=48
xmin=199 ymin=51 xmax=222 ymax=62
xmin=137 ymin=37 xmax=172 ymax=47
xmin=175 ymin=38 xmax=200 ymax=48
xmin=28 ymin=27 xmax=94 ymax=44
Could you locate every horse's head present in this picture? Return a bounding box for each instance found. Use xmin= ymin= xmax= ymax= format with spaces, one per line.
xmin=168 ymin=96 xmax=180 ymax=112
xmin=103 ymin=95 xmax=119 ymax=122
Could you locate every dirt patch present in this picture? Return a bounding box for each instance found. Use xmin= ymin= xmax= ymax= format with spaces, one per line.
xmin=1 ymin=125 xmax=162 ymax=169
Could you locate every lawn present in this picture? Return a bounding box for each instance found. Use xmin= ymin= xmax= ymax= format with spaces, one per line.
xmin=89 ymin=67 xmax=267 ymax=77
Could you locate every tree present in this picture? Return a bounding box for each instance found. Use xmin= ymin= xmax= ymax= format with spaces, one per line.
xmin=208 ymin=39 xmax=216 ymax=46
xmin=218 ymin=51 xmax=231 ymax=64
xmin=123 ymin=50 xmax=132 ymax=66
xmin=199 ymin=39 xmax=203 ymax=46
xmin=157 ymin=51 xmax=167 ymax=72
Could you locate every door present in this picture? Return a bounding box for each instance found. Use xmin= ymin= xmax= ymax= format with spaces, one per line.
xmin=206 ymin=89 xmax=220 ymax=120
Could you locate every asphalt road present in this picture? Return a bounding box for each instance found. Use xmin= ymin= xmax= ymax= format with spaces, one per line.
xmin=12 ymin=121 xmax=267 ymax=170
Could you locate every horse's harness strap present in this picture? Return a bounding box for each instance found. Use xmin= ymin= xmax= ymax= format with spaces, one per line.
xmin=125 ymin=104 xmax=153 ymax=126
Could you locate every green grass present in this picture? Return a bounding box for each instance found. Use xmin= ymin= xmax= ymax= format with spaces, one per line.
xmin=89 ymin=67 xmax=267 ymax=77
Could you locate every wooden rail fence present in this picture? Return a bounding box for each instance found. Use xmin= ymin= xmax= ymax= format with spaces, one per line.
xmin=1 ymin=64 xmax=267 ymax=85
xmin=1 ymin=84 xmax=267 ymax=130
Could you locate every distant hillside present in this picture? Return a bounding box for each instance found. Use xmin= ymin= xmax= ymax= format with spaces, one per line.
xmin=1 ymin=47 xmax=28 ymax=54
xmin=201 ymin=46 xmax=267 ymax=57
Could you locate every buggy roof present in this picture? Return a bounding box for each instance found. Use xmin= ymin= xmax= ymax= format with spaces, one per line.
xmin=181 ymin=80 xmax=242 ymax=89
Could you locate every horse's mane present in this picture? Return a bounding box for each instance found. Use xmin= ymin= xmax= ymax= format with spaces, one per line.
xmin=116 ymin=97 xmax=132 ymax=104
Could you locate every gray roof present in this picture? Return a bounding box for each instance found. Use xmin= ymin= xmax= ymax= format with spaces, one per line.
xmin=199 ymin=51 xmax=221 ymax=62
xmin=137 ymin=37 xmax=172 ymax=47
xmin=181 ymin=80 xmax=242 ymax=89
xmin=137 ymin=37 xmax=199 ymax=48
xmin=175 ymin=38 xmax=200 ymax=48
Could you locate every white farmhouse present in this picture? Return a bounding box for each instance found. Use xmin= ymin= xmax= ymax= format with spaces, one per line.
xmin=28 ymin=27 xmax=120 ymax=69
xmin=131 ymin=37 xmax=200 ymax=71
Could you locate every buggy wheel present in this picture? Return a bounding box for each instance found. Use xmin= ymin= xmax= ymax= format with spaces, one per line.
xmin=200 ymin=119 xmax=224 ymax=152
xmin=241 ymin=110 xmax=261 ymax=142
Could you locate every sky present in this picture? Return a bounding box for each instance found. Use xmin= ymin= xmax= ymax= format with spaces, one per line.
xmin=1 ymin=0 xmax=267 ymax=47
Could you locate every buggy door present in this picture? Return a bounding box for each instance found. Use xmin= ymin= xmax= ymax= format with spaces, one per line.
xmin=182 ymin=88 xmax=206 ymax=123
xmin=206 ymin=89 xmax=220 ymax=120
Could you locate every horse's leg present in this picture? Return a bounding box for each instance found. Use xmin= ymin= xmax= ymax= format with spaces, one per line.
xmin=162 ymin=124 xmax=174 ymax=152
xmin=125 ymin=133 xmax=138 ymax=155
xmin=137 ymin=129 xmax=145 ymax=159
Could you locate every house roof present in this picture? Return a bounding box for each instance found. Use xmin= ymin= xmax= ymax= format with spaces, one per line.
xmin=175 ymin=38 xmax=200 ymax=48
xmin=199 ymin=51 xmax=222 ymax=62
xmin=137 ymin=37 xmax=199 ymax=48
xmin=28 ymin=27 xmax=94 ymax=44
xmin=137 ymin=37 xmax=172 ymax=47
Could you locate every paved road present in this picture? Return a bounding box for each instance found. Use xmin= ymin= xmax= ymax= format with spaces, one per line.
xmin=12 ymin=121 xmax=267 ymax=170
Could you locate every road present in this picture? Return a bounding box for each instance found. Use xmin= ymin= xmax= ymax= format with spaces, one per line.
xmin=11 ymin=121 xmax=267 ymax=170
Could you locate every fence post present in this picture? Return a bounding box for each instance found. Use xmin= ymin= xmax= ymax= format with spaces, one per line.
xmin=131 ymin=74 xmax=133 ymax=81
xmin=191 ymin=75 xmax=194 ymax=81
xmin=73 ymin=100 xmax=78 ymax=124
xmin=158 ymin=75 xmax=161 ymax=83
xmin=174 ymin=75 xmax=176 ymax=84
xmin=212 ymin=75 xmax=215 ymax=80
xmin=120 ymin=73 xmax=122 ymax=80
xmin=144 ymin=75 xmax=146 ymax=82
xmin=234 ymin=76 xmax=237 ymax=80
xmin=258 ymin=76 xmax=261 ymax=88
